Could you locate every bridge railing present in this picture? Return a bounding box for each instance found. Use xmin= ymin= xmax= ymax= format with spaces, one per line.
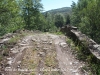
xmin=61 ymin=25 xmax=100 ymax=62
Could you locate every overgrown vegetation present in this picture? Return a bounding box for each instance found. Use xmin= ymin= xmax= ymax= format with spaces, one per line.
xmin=0 ymin=0 xmax=71 ymax=36
xmin=8 ymin=36 xmax=20 ymax=44
xmin=70 ymin=0 xmax=100 ymax=74
xmin=43 ymin=8 xmax=71 ymax=31
xmin=66 ymin=37 xmax=100 ymax=75
xmin=0 ymin=44 xmax=9 ymax=62
xmin=71 ymin=0 xmax=100 ymax=43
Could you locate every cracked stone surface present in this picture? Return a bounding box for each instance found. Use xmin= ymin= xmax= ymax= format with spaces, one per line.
xmin=0 ymin=33 xmax=88 ymax=75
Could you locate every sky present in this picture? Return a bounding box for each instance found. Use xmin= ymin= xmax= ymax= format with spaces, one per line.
xmin=41 ymin=0 xmax=78 ymax=11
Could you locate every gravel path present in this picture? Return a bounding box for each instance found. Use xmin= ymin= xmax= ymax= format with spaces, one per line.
xmin=3 ymin=33 xmax=86 ymax=75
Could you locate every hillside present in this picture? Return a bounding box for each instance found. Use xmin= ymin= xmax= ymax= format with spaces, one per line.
xmin=44 ymin=7 xmax=72 ymax=15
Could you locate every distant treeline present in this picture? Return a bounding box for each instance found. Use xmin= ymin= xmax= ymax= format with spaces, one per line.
xmin=0 ymin=0 xmax=71 ymax=36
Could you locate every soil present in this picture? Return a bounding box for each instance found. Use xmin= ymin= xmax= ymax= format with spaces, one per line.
xmin=0 ymin=32 xmax=87 ymax=75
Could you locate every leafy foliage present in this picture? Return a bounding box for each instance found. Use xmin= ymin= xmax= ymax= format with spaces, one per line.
xmin=54 ymin=14 xmax=64 ymax=28
xmin=43 ymin=7 xmax=72 ymax=32
xmin=71 ymin=0 xmax=100 ymax=43
xmin=0 ymin=0 xmax=72 ymax=35
xmin=20 ymin=0 xmax=43 ymax=29
xmin=0 ymin=0 xmax=24 ymax=36
xmin=71 ymin=0 xmax=100 ymax=74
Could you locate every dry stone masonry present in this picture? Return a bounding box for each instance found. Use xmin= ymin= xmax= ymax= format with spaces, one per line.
xmin=61 ymin=25 xmax=100 ymax=61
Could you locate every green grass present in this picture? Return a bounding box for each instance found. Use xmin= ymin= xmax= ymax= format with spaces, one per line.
xmin=1 ymin=44 xmax=9 ymax=56
xmin=1 ymin=45 xmax=7 ymax=50
xmin=9 ymin=35 xmax=20 ymax=43
xmin=66 ymin=38 xmax=73 ymax=45
xmin=66 ymin=37 xmax=100 ymax=75
xmin=54 ymin=31 xmax=63 ymax=35
xmin=45 ymin=52 xmax=57 ymax=67
xmin=30 ymin=72 xmax=35 ymax=75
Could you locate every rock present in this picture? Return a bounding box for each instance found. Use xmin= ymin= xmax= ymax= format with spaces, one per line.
xmin=73 ymin=62 xmax=79 ymax=64
xmin=93 ymin=45 xmax=100 ymax=48
xmin=59 ymin=42 xmax=67 ymax=48
xmin=93 ymin=45 xmax=100 ymax=51
xmin=97 ymin=46 xmax=100 ymax=50
xmin=38 ymin=52 xmax=45 ymax=56
xmin=11 ymin=50 xmax=19 ymax=53
xmin=0 ymin=38 xmax=10 ymax=44
xmin=7 ymin=61 xmax=12 ymax=65
xmin=0 ymin=73 xmax=4 ymax=75
xmin=72 ymin=69 xmax=78 ymax=73
xmin=31 ymin=38 xmax=37 ymax=42
xmin=7 ymin=57 xmax=12 ymax=60
xmin=75 ymin=73 xmax=79 ymax=75
xmin=89 ymin=39 xmax=96 ymax=45
xmin=43 ymin=48 xmax=49 ymax=50
xmin=42 ymin=41 xmax=48 ymax=44
xmin=36 ymin=46 xmax=40 ymax=48
xmin=70 ymin=62 xmax=73 ymax=65
xmin=5 ymin=67 xmax=11 ymax=70
xmin=10 ymin=46 xmax=19 ymax=53
xmin=2 ymin=33 xmax=13 ymax=39
xmin=17 ymin=61 xmax=21 ymax=64
xmin=49 ymin=41 xmax=52 ymax=44
xmin=17 ymin=65 xmax=20 ymax=68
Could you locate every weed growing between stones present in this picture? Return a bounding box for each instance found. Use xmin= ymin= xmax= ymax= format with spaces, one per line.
xmin=66 ymin=37 xmax=100 ymax=75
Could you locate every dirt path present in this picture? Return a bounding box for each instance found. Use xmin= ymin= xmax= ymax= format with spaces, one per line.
xmin=3 ymin=33 xmax=87 ymax=75
xmin=51 ymin=34 xmax=86 ymax=75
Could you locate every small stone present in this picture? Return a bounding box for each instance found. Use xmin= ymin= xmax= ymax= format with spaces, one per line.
xmin=43 ymin=48 xmax=49 ymax=50
xmin=75 ymin=73 xmax=79 ymax=75
xmin=74 ymin=62 xmax=79 ymax=64
xmin=38 ymin=52 xmax=45 ymax=56
xmin=7 ymin=57 xmax=12 ymax=60
xmin=42 ymin=42 xmax=48 ymax=44
xmin=70 ymin=62 xmax=72 ymax=65
xmin=60 ymin=42 xmax=67 ymax=48
xmin=5 ymin=67 xmax=11 ymax=69
xmin=17 ymin=65 xmax=20 ymax=68
xmin=72 ymin=70 xmax=77 ymax=73
xmin=37 ymin=46 xmax=40 ymax=48
xmin=39 ymin=74 xmax=40 ymax=75
xmin=7 ymin=61 xmax=12 ymax=65
xmin=11 ymin=50 xmax=19 ymax=53
xmin=17 ymin=61 xmax=21 ymax=64
xmin=32 ymin=38 xmax=37 ymax=42
xmin=49 ymin=41 xmax=52 ymax=44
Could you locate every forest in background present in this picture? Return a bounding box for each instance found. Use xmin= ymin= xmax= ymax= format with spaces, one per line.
xmin=0 ymin=0 xmax=100 ymax=43
xmin=0 ymin=0 xmax=71 ymax=36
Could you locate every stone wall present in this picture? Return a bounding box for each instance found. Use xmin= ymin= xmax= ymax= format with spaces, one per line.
xmin=61 ymin=25 xmax=100 ymax=61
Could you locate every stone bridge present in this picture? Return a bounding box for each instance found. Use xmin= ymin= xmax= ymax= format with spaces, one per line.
xmin=61 ymin=25 xmax=100 ymax=62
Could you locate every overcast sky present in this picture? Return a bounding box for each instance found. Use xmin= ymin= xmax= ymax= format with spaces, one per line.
xmin=41 ymin=0 xmax=78 ymax=11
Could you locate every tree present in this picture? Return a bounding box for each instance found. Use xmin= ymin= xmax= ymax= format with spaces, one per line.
xmin=71 ymin=0 xmax=100 ymax=43
xmin=43 ymin=12 xmax=57 ymax=32
xmin=21 ymin=0 xmax=43 ymax=29
xmin=71 ymin=1 xmax=81 ymax=26
xmin=65 ymin=15 xmax=70 ymax=25
xmin=54 ymin=14 xmax=64 ymax=28
xmin=0 ymin=0 xmax=24 ymax=35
